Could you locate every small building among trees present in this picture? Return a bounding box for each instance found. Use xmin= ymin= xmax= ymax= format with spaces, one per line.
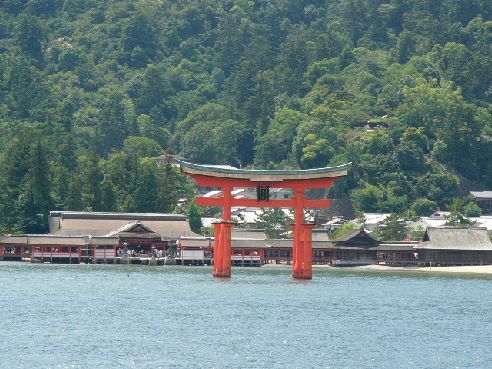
xmin=470 ymin=191 xmax=492 ymax=214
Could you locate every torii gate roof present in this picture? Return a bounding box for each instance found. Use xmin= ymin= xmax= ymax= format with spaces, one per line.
xmin=175 ymin=159 xmax=350 ymax=182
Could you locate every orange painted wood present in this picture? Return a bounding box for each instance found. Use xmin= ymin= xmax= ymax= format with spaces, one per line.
xmin=221 ymin=223 xmax=233 ymax=277
xmin=191 ymin=174 xmax=336 ymax=190
xmin=196 ymin=197 xmax=331 ymax=209
xmin=213 ymin=223 xmax=223 ymax=277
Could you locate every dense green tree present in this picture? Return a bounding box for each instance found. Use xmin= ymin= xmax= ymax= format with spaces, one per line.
xmin=463 ymin=201 xmax=482 ymax=217
xmin=187 ymin=201 xmax=203 ymax=234
xmin=395 ymin=30 xmax=415 ymax=64
xmin=132 ymin=64 xmax=173 ymax=117
xmin=95 ymin=89 xmax=133 ymax=153
xmin=121 ymin=11 xmax=158 ymax=67
xmin=57 ymin=47 xmax=88 ymax=72
xmin=414 ymin=171 xmax=459 ymax=207
xmin=410 ymin=198 xmax=438 ymax=216
xmin=180 ymin=119 xmax=246 ymax=165
xmin=255 ymin=108 xmax=308 ymax=167
xmin=5 ymin=59 xmax=44 ymax=118
xmin=157 ymin=159 xmax=180 ymax=213
xmin=16 ymin=140 xmax=52 ymax=233
xmin=15 ymin=15 xmax=44 ymax=62
xmin=80 ymin=154 xmax=103 ymax=211
xmin=52 ymin=165 xmax=70 ymax=209
xmin=444 ymin=212 xmax=474 ymax=227
xmin=395 ymin=141 xmax=426 ymax=173
xmin=377 ymin=214 xmax=407 ymax=241
xmin=123 ymin=136 xmax=163 ymax=158
xmin=100 ymin=175 xmax=118 ymax=211
xmin=133 ymin=158 xmax=159 ymax=212
xmin=277 ymin=28 xmax=309 ymax=95
xmin=351 ymin=183 xmax=384 ymax=213
xmin=65 ymin=174 xmax=84 ymax=211
xmin=255 ymin=208 xmax=292 ymax=239
xmin=398 ymin=80 xmax=482 ymax=177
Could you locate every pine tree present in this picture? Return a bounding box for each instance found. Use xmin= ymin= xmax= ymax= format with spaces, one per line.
xmin=52 ymin=166 xmax=70 ymax=209
xmin=16 ymin=15 xmax=44 ymax=62
xmin=157 ymin=159 xmax=178 ymax=213
xmin=16 ymin=140 xmax=52 ymax=233
xmin=133 ymin=158 xmax=158 ymax=212
xmin=65 ymin=174 xmax=84 ymax=211
xmin=81 ymin=154 xmax=103 ymax=211
xmin=100 ymin=175 xmax=118 ymax=211
xmin=187 ymin=201 xmax=202 ymax=234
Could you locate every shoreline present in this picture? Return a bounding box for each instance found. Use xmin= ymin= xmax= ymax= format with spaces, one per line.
xmin=350 ymin=264 xmax=492 ymax=274
xmin=262 ymin=263 xmax=492 ymax=275
xmin=3 ymin=260 xmax=492 ymax=275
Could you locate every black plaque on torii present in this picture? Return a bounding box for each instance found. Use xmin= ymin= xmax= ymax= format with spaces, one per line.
xmin=256 ymin=186 xmax=270 ymax=201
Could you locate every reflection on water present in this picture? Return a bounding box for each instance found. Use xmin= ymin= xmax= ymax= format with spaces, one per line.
xmin=1 ymin=263 xmax=491 ymax=369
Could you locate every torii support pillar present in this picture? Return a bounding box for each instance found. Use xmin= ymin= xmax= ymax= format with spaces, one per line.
xmin=213 ymin=220 xmax=235 ymax=278
xmin=293 ymin=223 xmax=316 ymax=279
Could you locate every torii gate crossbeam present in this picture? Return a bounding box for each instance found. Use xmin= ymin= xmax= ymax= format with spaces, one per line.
xmin=177 ymin=159 xmax=349 ymax=279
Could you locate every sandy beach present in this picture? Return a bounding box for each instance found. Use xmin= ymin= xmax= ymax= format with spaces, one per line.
xmin=262 ymin=263 xmax=492 ymax=275
xmin=322 ymin=264 xmax=492 ymax=275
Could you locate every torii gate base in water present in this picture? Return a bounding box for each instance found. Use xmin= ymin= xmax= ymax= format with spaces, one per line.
xmin=177 ymin=159 xmax=349 ymax=279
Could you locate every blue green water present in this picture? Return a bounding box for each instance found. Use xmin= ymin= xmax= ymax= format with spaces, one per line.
xmin=1 ymin=263 xmax=491 ymax=369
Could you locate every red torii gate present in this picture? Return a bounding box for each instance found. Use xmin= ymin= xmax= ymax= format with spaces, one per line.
xmin=176 ymin=159 xmax=349 ymax=279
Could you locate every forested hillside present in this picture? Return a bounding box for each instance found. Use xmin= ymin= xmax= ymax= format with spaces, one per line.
xmin=0 ymin=0 xmax=491 ymax=233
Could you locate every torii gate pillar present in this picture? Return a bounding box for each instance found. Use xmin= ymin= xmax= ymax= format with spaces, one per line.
xmin=212 ymin=220 xmax=235 ymax=278
xmin=176 ymin=159 xmax=349 ymax=279
xmin=292 ymin=190 xmax=317 ymax=279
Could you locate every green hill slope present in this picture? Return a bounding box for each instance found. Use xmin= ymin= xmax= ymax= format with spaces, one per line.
xmin=0 ymin=0 xmax=491 ymax=232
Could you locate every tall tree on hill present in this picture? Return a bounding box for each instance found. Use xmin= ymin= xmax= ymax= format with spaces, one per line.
xmin=15 ymin=15 xmax=44 ymax=63
xmin=80 ymin=154 xmax=103 ymax=211
xmin=95 ymin=89 xmax=132 ymax=154
xmin=100 ymin=175 xmax=118 ymax=212
xmin=157 ymin=158 xmax=179 ymax=213
xmin=134 ymin=158 xmax=159 ymax=212
xmin=16 ymin=140 xmax=53 ymax=233
xmin=65 ymin=174 xmax=84 ymax=211
xmin=277 ymin=28 xmax=308 ymax=95
xmin=133 ymin=64 xmax=173 ymax=116
xmin=255 ymin=108 xmax=308 ymax=167
xmin=52 ymin=165 xmax=70 ymax=209
xmin=121 ymin=11 xmax=158 ymax=67
xmin=5 ymin=58 xmax=43 ymax=119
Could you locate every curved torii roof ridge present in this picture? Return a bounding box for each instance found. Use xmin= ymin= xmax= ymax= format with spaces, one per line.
xmin=175 ymin=158 xmax=350 ymax=182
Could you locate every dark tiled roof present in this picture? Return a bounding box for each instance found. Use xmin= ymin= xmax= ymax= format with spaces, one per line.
xmin=417 ymin=227 xmax=492 ymax=250
xmin=333 ymin=227 xmax=378 ymax=243
xmin=49 ymin=212 xmax=199 ymax=239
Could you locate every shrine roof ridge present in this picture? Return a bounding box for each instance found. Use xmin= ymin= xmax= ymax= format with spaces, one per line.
xmin=175 ymin=159 xmax=350 ymax=181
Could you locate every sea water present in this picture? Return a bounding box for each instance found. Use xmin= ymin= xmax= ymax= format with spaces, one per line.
xmin=0 ymin=263 xmax=491 ymax=369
